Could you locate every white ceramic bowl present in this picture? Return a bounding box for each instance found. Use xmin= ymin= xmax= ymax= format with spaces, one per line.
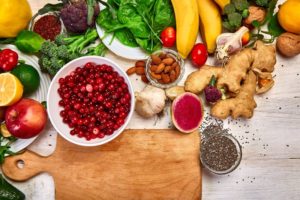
xmin=47 ymin=56 xmax=135 ymax=146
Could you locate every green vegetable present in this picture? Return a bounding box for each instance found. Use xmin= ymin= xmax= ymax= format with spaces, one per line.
xmin=0 ymin=174 xmax=25 ymax=200
xmin=233 ymin=0 xmax=249 ymax=11
xmin=267 ymin=13 xmax=284 ymax=37
xmin=224 ymin=4 xmax=236 ymax=15
xmin=0 ymin=134 xmax=17 ymax=164
xmin=39 ymin=29 xmax=106 ymax=76
xmin=255 ymin=0 xmax=269 ymax=7
xmin=97 ymin=0 xmax=175 ymax=53
xmin=15 ymin=30 xmax=44 ymax=54
xmin=228 ymin=13 xmax=243 ymax=28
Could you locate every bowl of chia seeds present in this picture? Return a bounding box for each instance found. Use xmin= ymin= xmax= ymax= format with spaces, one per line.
xmin=200 ymin=133 xmax=242 ymax=175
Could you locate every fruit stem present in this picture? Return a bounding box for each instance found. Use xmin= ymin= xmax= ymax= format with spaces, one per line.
xmin=209 ymin=75 xmax=216 ymax=87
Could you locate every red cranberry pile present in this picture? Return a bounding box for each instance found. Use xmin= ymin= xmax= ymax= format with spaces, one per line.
xmin=58 ymin=62 xmax=131 ymax=140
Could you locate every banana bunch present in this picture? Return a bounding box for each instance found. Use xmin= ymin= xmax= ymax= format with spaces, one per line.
xmin=171 ymin=0 xmax=229 ymax=56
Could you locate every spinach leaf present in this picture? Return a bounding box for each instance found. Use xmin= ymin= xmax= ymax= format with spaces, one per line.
xmin=153 ymin=0 xmax=175 ymax=33
xmin=115 ymin=29 xmax=138 ymax=47
xmin=97 ymin=8 xmax=125 ymax=32
xmin=117 ymin=4 xmax=150 ymax=39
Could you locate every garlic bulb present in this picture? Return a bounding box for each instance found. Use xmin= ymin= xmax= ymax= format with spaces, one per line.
xmin=216 ymin=26 xmax=249 ymax=63
xmin=135 ymin=85 xmax=166 ymax=118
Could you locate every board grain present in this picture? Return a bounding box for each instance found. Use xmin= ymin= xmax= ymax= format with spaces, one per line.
xmin=2 ymin=129 xmax=201 ymax=200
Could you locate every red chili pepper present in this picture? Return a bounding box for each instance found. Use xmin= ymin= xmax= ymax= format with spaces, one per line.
xmin=0 ymin=49 xmax=19 ymax=71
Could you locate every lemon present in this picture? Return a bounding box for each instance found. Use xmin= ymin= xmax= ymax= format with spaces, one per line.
xmin=278 ymin=0 xmax=300 ymax=34
xmin=0 ymin=0 xmax=32 ymax=38
xmin=11 ymin=64 xmax=40 ymax=95
xmin=0 ymin=73 xmax=23 ymax=106
xmin=1 ymin=123 xmax=11 ymax=137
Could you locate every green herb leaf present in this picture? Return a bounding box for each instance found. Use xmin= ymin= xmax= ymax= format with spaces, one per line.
xmin=232 ymin=0 xmax=249 ymax=11
xmin=268 ymin=13 xmax=285 ymax=37
xmin=263 ymin=0 xmax=278 ymax=24
xmin=224 ymin=3 xmax=236 ymax=15
xmin=255 ymin=0 xmax=269 ymax=7
xmin=228 ymin=12 xmax=243 ymax=28
xmin=252 ymin=20 xmax=260 ymax=28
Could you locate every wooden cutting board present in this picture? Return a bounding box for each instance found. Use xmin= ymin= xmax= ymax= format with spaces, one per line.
xmin=2 ymin=129 xmax=201 ymax=200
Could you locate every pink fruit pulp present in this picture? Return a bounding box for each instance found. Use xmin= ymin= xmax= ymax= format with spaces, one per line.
xmin=172 ymin=93 xmax=203 ymax=133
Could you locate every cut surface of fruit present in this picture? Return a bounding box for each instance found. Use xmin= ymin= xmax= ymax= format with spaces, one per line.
xmin=171 ymin=92 xmax=203 ymax=133
xmin=0 ymin=73 xmax=23 ymax=106
xmin=1 ymin=123 xmax=12 ymax=137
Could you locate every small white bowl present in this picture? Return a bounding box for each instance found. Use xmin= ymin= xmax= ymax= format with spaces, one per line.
xmin=47 ymin=56 xmax=135 ymax=146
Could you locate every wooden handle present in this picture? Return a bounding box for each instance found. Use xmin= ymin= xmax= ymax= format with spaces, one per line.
xmin=1 ymin=151 xmax=50 ymax=181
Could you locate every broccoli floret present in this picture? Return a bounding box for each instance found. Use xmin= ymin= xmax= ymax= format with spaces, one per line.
xmin=39 ymin=56 xmax=52 ymax=72
xmin=39 ymin=29 xmax=106 ymax=76
xmin=40 ymin=41 xmax=58 ymax=57
xmin=50 ymin=57 xmax=66 ymax=70
xmin=255 ymin=0 xmax=269 ymax=7
xmin=56 ymin=45 xmax=70 ymax=59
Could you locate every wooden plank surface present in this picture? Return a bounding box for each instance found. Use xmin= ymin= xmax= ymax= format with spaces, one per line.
xmin=26 ymin=0 xmax=300 ymax=199
xmin=2 ymin=130 xmax=201 ymax=200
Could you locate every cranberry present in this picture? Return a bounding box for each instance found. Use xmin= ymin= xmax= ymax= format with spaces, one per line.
xmin=58 ymin=62 xmax=131 ymax=141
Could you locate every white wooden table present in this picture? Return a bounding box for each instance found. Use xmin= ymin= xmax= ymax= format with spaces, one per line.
xmin=26 ymin=0 xmax=300 ymax=199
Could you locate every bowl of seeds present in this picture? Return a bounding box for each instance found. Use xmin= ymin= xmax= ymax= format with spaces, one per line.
xmin=200 ymin=133 xmax=242 ymax=175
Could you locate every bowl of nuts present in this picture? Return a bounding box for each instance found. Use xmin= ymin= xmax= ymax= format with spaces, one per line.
xmin=145 ymin=49 xmax=184 ymax=89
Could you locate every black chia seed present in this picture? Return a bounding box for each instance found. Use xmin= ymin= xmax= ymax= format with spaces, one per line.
xmin=201 ymin=134 xmax=238 ymax=171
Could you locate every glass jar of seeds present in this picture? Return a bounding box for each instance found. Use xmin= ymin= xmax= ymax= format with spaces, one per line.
xmin=200 ymin=130 xmax=242 ymax=175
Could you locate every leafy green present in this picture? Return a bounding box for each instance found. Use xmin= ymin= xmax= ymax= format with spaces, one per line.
xmin=228 ymin=13 xmax=243 ymax=28
xmin=97 ymin=0 xmax=175 ymax=53
xmin=233 ymin=0 xmax=249 ymax=11
xmin=115 ymin=29 xmax=138 ymax=47
xmin=255 ymin=0 xmax=269 ymax=7
xmin=15 ymin=30 xmax=45 ymax=54
xmin=224 ymin=3 xmax=236 ymax=15
xmin=0 ymin=135 xmax=17 ymax=164
xmin=267 ymin=13 xmax=284 ymax=37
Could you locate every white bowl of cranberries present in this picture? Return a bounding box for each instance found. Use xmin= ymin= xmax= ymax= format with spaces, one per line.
xmin=47 ymin=56 xmax=134 ymax=146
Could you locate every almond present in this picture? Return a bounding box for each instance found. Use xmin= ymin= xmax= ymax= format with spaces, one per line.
xmin=161 ymin=73 xmax=171 ymax=84
xmin=171 ymin=62 xmax=178 ymax=70
xmin=150 ymin=65 xmax=158 ymax=72
xmin=126 ymin=67 xmax=136 ymax=75
xmin=170 ymin=70 xmax=176 ymax=82
xmin=159 ymin=53 xmax=167 ymax=59
xmin=175 ymin=64 xmax=180 ymax=77
xmin=155 ymin=63 xmax=165 ymax=74
xmin=150 ymin=72 xmax=162 ymax=80
xmin=164 ymin=65 xmax=172 ymax=73
xmin=151 ymin=54 xmax=161 ymax=65
xmin=141 ymin=75 xmax=149 ymax=83
xmin=135 ymin=60 xmax=145 ymax=68
xmin=136 ymin=67 xmax=145 ymax=75
xmin=162 ymin=58 xmax=174 ymax=65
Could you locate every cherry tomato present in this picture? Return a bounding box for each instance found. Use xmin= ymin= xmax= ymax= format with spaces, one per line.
xmin=190 ymin=43 xmax=208 ymax=68
xmin=0 ymin=49 xmax=19 ymax=71
xmin=160 ymin=27 xmax=176 ymax=47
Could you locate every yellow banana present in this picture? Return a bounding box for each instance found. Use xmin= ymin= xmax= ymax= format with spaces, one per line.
xmin=197 ymin=0 xmax=222 ymax=54
xmin=171 ymin=0 xmax=199 ymax=59
xmin=214 ymin=0 xmax=230 ymax=12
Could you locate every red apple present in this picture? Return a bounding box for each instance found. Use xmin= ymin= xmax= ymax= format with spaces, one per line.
xmin=5 ymin=98 xmax=47 ymax=139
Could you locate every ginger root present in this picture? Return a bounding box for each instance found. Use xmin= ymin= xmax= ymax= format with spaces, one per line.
xmin=185 ymin=41 xmax=276 ymax=120
xmin=185 ymin=40 xmax=276 ymax=94
xmin=211 ymin=71 xmax=257 ymax=119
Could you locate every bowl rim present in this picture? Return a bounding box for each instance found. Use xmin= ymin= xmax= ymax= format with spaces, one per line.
xmin=200 ymin=133 xmax=242 ymax=175
xmin=47 ymin=56 xmax=135 ymax=147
